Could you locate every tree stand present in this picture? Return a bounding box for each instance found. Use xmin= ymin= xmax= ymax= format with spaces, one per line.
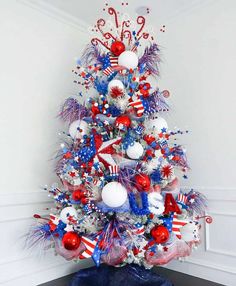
xmin=69 ymin=264 xmax=173 ymax=286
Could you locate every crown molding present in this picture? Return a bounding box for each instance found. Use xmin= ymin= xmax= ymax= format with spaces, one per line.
xmin=18 ymin=0 xmax=89 ymax=34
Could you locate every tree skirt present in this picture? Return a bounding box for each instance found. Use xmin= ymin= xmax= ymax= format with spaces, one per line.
xmin=69 ymin=264 xmax=173 ymax=286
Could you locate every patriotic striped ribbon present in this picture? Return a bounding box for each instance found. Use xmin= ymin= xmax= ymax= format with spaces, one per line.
xmin=172 ymin=214 xmax=187 ymax=239
xmin=79 ymin=236 xmax=99 ymax=259
xmin=109 ymin=56 xmax=118 ymax=67
xmin=103 ymin=55 xmax=118 ymax=76
xmin=103 ymin=66 xmax=113 ymax=76
xmin=129 ymin=99 xmax=145 ymax=116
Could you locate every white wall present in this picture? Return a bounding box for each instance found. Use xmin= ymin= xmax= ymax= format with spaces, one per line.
xmin=159 ymin=0 xmax=236 ymax=285
xmin=1 ymin=1 xmax=236 ymax=285
xmin=0 ymin=1 xmax=91 ymax=285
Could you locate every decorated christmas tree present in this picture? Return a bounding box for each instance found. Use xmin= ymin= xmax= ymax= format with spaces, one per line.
xmin=29 ymin=5 xmax=212 ymax=270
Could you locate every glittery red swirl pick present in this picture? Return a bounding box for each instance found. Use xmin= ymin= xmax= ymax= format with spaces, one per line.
xmin=108 ymin=7 xmax=119 ymax=28
xmin=104 ymin=32 xmax=116 ymax=41
xmin=123 ymin=30 xmax=132 ymax=45
xmin=97 ymin=18 xmax=106 ymax=37
xmin=137 ymin=16 xmax=146 ymax=37
xmin=195 ymin=215 xmax=213 ymax=224
xmin=91 ymin=38 xmax=111 ymax=51
xmin=121 ymin=20 xmax=130 ymax=41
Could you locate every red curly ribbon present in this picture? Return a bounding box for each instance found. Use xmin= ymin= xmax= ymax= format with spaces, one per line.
xmin=137 ymin=16 xmax=146 ymax=37
xmin=121 ymin=20 xmax=130 ymax=41
xmin=91 ymin=38 xmax=110 ymax=51
xmin=195 ymin=215 xmax=213 ymax=224
xmin=123 ymin=30 xmax=132 ymax=45
xmin=108 ymin=7 xmax=119 ymax=28
xmin=97 ymin=18 xmax=106 ymax=38
xmin=104 ymin=32 xmax=116 ymax=41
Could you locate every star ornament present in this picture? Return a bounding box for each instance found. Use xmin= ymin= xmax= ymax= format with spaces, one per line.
xmin=163 ymin=246 xmax=168 ymax=252
xmin=189 ymin=198 xmax=195 ymax=204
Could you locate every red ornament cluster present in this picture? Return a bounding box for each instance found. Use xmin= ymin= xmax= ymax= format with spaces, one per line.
xmin=139 ymin=82 xmax=151 ymax=98
xmin=72 ymin=186 xmax=88 ymax=205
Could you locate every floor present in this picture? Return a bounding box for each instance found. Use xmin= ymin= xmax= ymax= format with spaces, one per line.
xmin=39 ymin=267 xmax=224 ymax=286
xmin=154 ymin=268 xmax=224 ymax=286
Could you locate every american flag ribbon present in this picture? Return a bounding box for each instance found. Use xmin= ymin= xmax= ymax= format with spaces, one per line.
xmin=102 ymin=55 xmax=118 ymax=76
xmin=172 ymin=214 xmax=187 ymax=239
xmin=103 ymin=66 xmax=113 ymax=76
xmin=79 ymin=236 xmax=99 ymax=259
xmin=108 ymin=165 xmax=119 ymax=176
xmin=109 ymin=55 xmax=118 ymax=67
xmin=129 ymin=99 xmax=145 ymax=116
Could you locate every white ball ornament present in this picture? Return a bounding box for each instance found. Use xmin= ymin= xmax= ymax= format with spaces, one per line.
xmin=126 ymin=142 xmax=144 ymax=159
xmin=108 ymin=79 xmax=124 ymax=93
xmin=148 ymin=117 xmax=168 ymax=134
xmin=69 ymin=120 xmax=88 ymax=139
xmin=118 ymin=51 xmax=139 ymax=70
xmin=60 ymin=206 xmax=78 ymax=224
xmin=101 ymin=182 xmax=128 ymax=208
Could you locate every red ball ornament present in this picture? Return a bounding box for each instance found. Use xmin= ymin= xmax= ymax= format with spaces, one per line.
xmin=150 ymin=225 xmax=170 ymax=244
xmin=62 ymin=232 xmax=81 ymax=250
xmin=110 ymin=41 xmax=125 ymax=56
xmin=115 ymin=115 xmax=131 ymax=130
xmin=134 ymin=173 xmax=151 ymax=192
